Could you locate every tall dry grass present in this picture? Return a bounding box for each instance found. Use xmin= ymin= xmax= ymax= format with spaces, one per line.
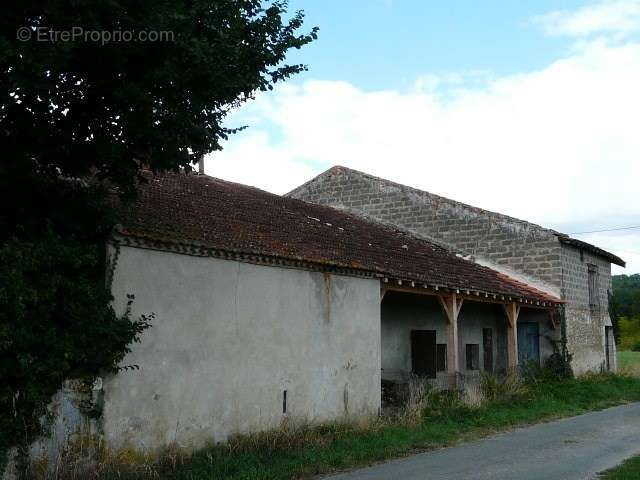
xmin=478 ymin=371 xmax=528 ymax=404
xmin=21 ymin=372 xmax=530 ymax=480
xmin=21 ymin=416 xmax=386 ymax=480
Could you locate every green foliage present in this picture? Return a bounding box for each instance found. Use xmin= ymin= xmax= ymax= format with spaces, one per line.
xmin=611 ymin=275 xmax=640 ymax=332
xmin=541 ymin=352 xmax=574 ymax=380
xmin=1 ymin=0 xmax=317 ymax=193
xmin=0 ymin=1 xmax=316 ymax=471
xmin=0 ymin=176 xmax=152 ymax=470
xmin=521 ymin=353 xmax=574 ymax=386
xmin=610 ymin=275 xmax=640 ymax=346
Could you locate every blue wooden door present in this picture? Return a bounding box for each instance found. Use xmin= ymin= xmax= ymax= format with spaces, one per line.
xmin=518 ymin=322 xmax=540 ymax=365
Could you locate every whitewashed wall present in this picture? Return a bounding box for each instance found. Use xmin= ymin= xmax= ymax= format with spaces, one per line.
xmin=104 ymin=245 xmax=381 ymax=451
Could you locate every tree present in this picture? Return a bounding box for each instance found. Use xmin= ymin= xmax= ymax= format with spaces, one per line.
xmin=0 ymin=0 xmax=316 ymax=469
xmin=611 ymin=274 xmax=640 ymax=348
xmin=611 ymin=274 xmax=640 ymax=321
xmin=1 ymin=0 xmax=317 ymax=191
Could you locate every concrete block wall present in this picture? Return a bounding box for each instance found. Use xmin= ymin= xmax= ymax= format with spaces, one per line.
xmin=561 ymin=244 xmax=615 ymax=374
xmin=288 ymin=167 xmax=563 ymax=293
xmin=290 ymin=166 xmax=615 ymax=374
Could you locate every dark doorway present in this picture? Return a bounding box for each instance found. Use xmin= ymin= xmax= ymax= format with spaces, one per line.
xmin=483 ymin=328 xmax=494 ymax=373
xmin=411 ymin=330 xmax=437 ymax=378
xmin=518 ymin=322 xmax=540 ymax=365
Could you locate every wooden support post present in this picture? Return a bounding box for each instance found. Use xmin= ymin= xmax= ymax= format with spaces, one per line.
xmin=439 ymin=294 xmax=463 ymax=389
xmin=503 ymin=302 xmax=520 ymax=372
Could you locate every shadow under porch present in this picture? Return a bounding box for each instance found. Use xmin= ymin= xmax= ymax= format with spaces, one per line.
xmin=380 ymin=291 xmax=559 ymax=396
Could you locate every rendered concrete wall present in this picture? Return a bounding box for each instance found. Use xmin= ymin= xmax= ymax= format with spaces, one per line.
xmin=381 ymin=293 xmax=450 ymax=384
xmin=561 ymin=244 xmax=615 ymax=374
xmin=104 ymin=245 xmax=381 ymax=451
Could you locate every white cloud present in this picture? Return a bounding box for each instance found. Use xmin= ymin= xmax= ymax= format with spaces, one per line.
xmin=533 ymin=0 xmax=640 ymax=38
xmin=576 ymin=230 xmax=640 ymax=274
xmin=205 ymin=18 xmax=640 ymax=273
xmin=206 ymin=130 xmax=316 ymax=194
xmin=614 ymin=251 xmax=640 ymax=274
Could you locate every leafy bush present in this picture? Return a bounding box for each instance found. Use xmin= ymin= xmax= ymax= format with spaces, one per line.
xmin=0 ymin=178 xmax=152 ymax=473
xmin=520 ymin=360 xmax=544 ymax=383
xmin=542 ymin=353 xmax=574 ymax=380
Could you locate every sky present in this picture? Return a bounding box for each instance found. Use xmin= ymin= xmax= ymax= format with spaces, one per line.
xmin=204 ymin=0 xmax=640 ymax=275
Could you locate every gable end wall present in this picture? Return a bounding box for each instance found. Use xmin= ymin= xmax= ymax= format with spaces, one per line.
xmin=561 ymin=244 xmax=614 ymax=374
xmin=288 ymin=169 xmax=563 ymax=292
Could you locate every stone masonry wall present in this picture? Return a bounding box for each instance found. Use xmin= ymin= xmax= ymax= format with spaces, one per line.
xmin=561 ymin=243 xmax=615 ymax=374
xmin=289 ymin=166 xmax=563 ymax=293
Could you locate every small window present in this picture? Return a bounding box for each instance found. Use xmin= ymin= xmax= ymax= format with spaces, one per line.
xmin=588 ymin=264 xmax=599 ymax=308
xmin=466 ymin=344 xmax=479 ymax=371
xmin=436 ymin=344 xmax=447 ymax=372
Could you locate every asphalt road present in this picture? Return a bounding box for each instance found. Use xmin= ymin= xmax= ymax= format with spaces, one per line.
xmin=326 ymin=402 xmax=640 ymax=480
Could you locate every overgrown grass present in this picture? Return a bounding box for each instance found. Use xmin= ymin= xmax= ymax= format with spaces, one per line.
xmin=600 ymin=454 xmax=640 ymax=479
xmin=618 ymin=350 xmax=640 ymax=377
xmin=29 ymin=373 xmax=640 ymax=480
xmin=163 ymin=374 xmax=640 ymax=480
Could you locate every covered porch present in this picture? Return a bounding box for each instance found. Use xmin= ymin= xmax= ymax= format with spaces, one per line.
xmin=380 ymin=280 xmax=560 ymax=392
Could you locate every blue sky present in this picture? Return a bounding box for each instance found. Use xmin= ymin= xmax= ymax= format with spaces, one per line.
xmin=285 ymin=0 xmax=586 ymax=89
xmin=207 ymin=0 xmax=640 ymax=274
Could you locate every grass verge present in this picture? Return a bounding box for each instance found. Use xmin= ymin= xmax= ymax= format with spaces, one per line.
xmin=617 ymin=350 xmax=640 ymax=377
xmin=164 ymin=373 xmax=640 ymax=480
xmin=600 ymin=455 xmax=640 ymax=479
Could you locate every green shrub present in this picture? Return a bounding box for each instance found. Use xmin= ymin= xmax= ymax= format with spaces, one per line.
xmin=520 ymin=360 xmax=544 ymax=383
xmin=542 ymin=353 xmax=574 ymax=380
xmin=0 ymin=179 xmax=152 ymax=473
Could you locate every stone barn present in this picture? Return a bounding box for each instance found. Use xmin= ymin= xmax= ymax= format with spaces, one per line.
xmin=288 ymin=166 xmax=625 ymax=375
xmin=95 ymin=171 xmax=563 ymax=452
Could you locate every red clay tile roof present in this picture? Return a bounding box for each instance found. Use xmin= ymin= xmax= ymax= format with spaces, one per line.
xmin=115 ymin=172 xmax=561 ymax=305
